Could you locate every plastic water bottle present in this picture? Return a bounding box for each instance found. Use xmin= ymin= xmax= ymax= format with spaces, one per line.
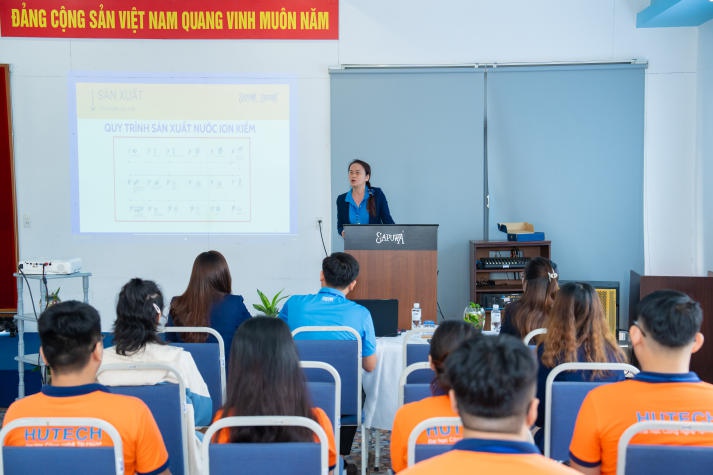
xmin=411 ymin=303 xmax=422 ymax=330
xmin=491 ymin=304 xmax=501 ymax=333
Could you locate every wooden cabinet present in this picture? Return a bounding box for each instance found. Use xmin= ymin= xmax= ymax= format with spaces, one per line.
xmin=630 ymin=271 xmax=713 ymax=383
xmin=469 ymin=240 xmax=551 ymax=317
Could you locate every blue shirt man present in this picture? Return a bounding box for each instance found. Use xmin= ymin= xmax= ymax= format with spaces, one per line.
xmin=279 ymin=252 xmax=377 ymax=372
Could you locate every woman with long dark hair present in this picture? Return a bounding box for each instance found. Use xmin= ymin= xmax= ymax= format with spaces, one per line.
xmin=533 ymin=281 xmax=626 ymax=449
xmin=336 ymin=159 xmax=394 ymax=237
xmin=390 ymin=320 xmax=479 ymax=472
xmin=500 ymin=256 xmax=559 ymax=339
xmin=99 ymin=278 xmax=211 ymax=473
xmin=212 ymin=317 xmax=337 ymax=470
xmin=168 ymin=250 xmax=251 ymax=359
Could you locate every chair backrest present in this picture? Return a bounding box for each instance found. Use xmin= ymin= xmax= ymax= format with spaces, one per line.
xmin=292 ymin=326 xmax=362 ymax=423
xmin=161 ymin=326 xmax=226 ymax=413
xmin=98 ymin=362 xmax=188 ymax=475
xmin=293 ymin=326 xmax=364 ymax=475
xmin=544 ymin=362 xmax=639 ymax=460
xmin=0 ymin=417 xmax=124 ymax=475
xmin=404 ymin=348 xmax=432 ymax=384
xmin=401 ymin=328 xmax=433 ymax=369
xmin=406 ymin=416 xmax=462 ymax=467
xmin=301 ymin=360 xmax=341 ymax=455
xmin=202 ymin=416 xmax=329 ymax=475
xmin=617 ymin=421 xmax=713 ymax=475
xmin=523 ymin=327 xmax=547 ymax=345
xmin=399 ymin=362 xmax=434 ymax=406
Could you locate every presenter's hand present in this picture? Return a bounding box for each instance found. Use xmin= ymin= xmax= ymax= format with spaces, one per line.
xmin=341 ymin=231 xmax=345 ymax=238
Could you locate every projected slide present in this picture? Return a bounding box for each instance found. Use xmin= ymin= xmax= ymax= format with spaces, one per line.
xmin=71 ymin=77 xmax=293 ymax=234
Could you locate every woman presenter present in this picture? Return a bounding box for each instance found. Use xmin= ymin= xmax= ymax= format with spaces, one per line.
xmin=336 ymin=159 xmax=394 ymax=236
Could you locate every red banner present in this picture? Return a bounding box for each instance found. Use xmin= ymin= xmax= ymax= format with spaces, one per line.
xmin=0 ymin=0 xmax=338 ymax=39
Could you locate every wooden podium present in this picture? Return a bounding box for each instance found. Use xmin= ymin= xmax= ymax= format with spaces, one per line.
xmin=630 ymin=271 xmax=713 ymax=383
xmin=344 ymin=224 xmax=438 ymax=330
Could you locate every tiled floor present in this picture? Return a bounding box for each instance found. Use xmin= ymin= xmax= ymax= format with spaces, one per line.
xmin=349 ymin=428 xmax=392 ymax=474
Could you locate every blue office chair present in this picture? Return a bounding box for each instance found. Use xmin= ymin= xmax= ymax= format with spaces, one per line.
xmin=523 ymin=327 xmax=547 ymax=346
xmin=301 ymin=361 xmax=341 ymax=453
xmin=617 ymin=420 xmax=713 ymax=475
xmin=544 ymin=362 xmax=639 ymax=461
xmin=292 ymin=325 xmax=366 ymax=475
xmin=201 ymin=415 xmax=329 ymax=475
xmin=98 ymin=362 xmax=189 ymax=475
xmin=0 ymin=417 xmax=124 ymax=475
xmin=368 ymin=329 xmax=429 ymax=470
xmin=161 ymin=326 xmax=226 ymax=414
xmin=406 ymin=416 xmax=462 ymax=467
xmin=401 ymin=329 xmax=433 ymax=384
xmin=399 ymin=362 xmax=434 ymax=406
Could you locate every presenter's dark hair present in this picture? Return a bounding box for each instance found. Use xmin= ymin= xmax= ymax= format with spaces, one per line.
xmin=637 ymin=289 xmax=702 ymax=348
xmin=322 ymin=252 xmax=359 ymax=288
xmin=446 ymin=334 xmax=537 ymax=421
xmin=541 ymin=282 xmax=625 ymax=377
xmin=349 ymin=159 xmax=376 ymax=217
xmin=219 ymin=317 xmax=316 ymax=443
xmin=429 ymin=320 xmax=479 ymax=394
xmin=38 ymin=300 xmax=102 ymax=374
xmin=170 ymin=250 xmax=232 ymax=343
xmin=510 ymin=257 xmax=559 ymax=338
xmin=113 ymin=278 xmax=164 ymax=355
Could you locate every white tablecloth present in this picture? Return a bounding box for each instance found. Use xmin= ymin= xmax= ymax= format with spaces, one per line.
xmin=362 ymin=328 xmax=499 ymax=430
xmin=363 ymin=333 xmax=431 ymax=430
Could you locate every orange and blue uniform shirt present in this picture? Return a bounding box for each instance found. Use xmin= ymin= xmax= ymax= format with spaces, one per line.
xmin=400 ymin=438 xmax=580 ymax=474
xmin=390 ymin=394 xmax=462 ymax=472
xmin=2 ymin=383 xmax=169 ymax=475
xmin=569 ymin=371 xmax=713 ymax=475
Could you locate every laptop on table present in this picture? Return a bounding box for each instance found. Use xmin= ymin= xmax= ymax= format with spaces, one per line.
xmin=353 ymin=299 xmax=399 ymax=337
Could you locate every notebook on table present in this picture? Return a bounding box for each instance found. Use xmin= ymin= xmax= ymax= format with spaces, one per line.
xmin=353 ymin=299 xmax=399 ymax=337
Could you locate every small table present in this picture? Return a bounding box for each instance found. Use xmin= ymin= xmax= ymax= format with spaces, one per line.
xmin=13 ymin=272 xmax=91 ymax=398
xmin=364 ymin=330 xmax=439 ymax=430
xmin=363 ymin=329 xmax=500 ymax=430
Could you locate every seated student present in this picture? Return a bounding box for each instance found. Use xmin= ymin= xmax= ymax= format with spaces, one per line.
xmin=500 ymin=257 xmax=559 ymax=340
xmin=167 ymin=250 xmax=252 ymax=363
xmin=279 ymin=252 xmax=377 ymax=460
xmin=2 ymin=301 xmax=170 ymax=475
xmin=98 ymin=278 xmax=211 ymax=474
xmin=533 ymin=282 xmax=626 ymax=450
xmin=279 ymin=252 xmax=377 ymax=372
xmin=390 ymin=320 xmax=478 ymax=472
xmin=401 ymin=334 xmax=578 ymax=474
xmin=212 ymin=317 xmax=337 ymax=472
xmin=569 ymin=290 xmax=713 ymax=475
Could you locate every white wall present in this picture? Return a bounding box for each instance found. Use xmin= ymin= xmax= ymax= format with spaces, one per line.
xmin=700 ymin=21 xmax=713 ymax=274
xmin=3 ymin=39 xmax=338 ymax=328
xmin=0 ymin=0 xmax=705 ymax=327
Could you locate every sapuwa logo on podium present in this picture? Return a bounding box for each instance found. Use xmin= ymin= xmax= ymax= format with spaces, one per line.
xmin=375 ymin=230 xmax=405 ymax=245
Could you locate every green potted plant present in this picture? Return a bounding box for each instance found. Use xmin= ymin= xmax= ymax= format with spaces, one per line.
xmin=463 ymin=301 xmax=484 ymax=330
xmin=252 ymin=289 xmax=288 ymax=317
xmin=46 ymin=287 xmax=61 ymax=307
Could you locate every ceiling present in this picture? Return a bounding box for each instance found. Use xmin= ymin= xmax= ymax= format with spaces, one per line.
xmin=637 ymin=0 xmax=713 ymax=27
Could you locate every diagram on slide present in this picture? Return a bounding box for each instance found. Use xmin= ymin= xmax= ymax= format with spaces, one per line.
xmin=114 ymin=136 xmax=251 ymax=222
